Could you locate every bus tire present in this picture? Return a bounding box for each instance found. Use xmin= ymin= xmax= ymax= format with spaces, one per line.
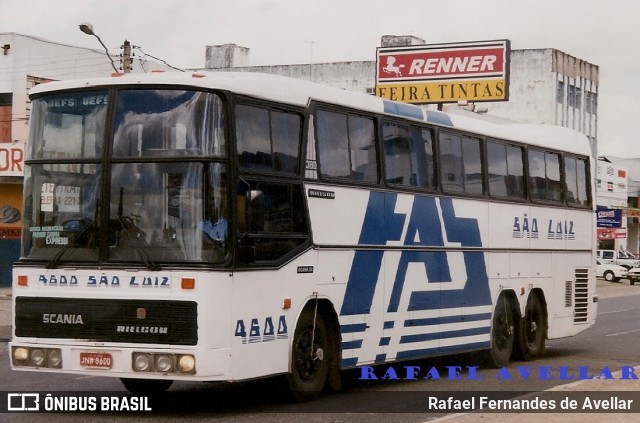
xmin=485 ymin=294 xmax=514 ymax=368
xmin=120 ymin=378 xmax=172 ymax=395
xmin=287 ymin=307 xmax=331 ymax=402
xmin=517 ymin=293 xmax=547 ymax=360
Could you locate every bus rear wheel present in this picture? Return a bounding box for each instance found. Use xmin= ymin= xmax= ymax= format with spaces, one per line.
xmin=120 ymin=378 xmax=173 ymax=395
xmin=517 ymin=293 xmax=546 ymax=360
xmin=287 ymin=307 xmax=332 ymax=402
xmin=486 ymin=294 xmax=514 ymax=368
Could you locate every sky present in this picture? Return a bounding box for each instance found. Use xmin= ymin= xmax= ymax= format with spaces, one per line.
xmin=2 ymin=0 xmax=639 ymax=157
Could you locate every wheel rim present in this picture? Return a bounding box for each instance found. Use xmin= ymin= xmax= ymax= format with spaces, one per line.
xmin=525 ymin=298 xmax=543 ymax=347
xmin=495 ymin=307 xmax=512 ymax=351
xmin=294 ymin=328 xmax=324 ymax=381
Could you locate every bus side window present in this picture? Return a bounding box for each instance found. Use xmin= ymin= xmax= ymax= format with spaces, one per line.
xmin=383 ymin=122 xmax=412 ymax=185
xmin=565 ymin=155 xmax=590 ymax=207
xmin=235 ymin=180 xmax=309 ymax=266
xmin=235 ymin=104 xmax=301 ymax=175
xmin=440 ymin=131 xmax=483 ymax=195
xmin=383 ymin=123 xmax=435 ymax=189
xmin=487 ymin=140 xmax=525 ymax=199
xmin=528 ymin=148 xmax=562 ymax=203
xmin=317 ymin=110 xmax=377 ymax=183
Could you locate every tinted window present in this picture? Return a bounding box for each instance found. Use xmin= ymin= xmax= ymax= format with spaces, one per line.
xmin=235 ymin=104 xmax=301 ymax=174
xmin=317 ymin=110 xmax=377 ymax=183
xmin=487 ymin=140 xmax=525 ymax=198
xmin=235 ymin=180 xmax=309 ymax=265
xmin=29 ymin=91 xmax=108 ymax=160
xmin=529 ymin=149 xmax=562 ymax=202
xmin=565 ymin=156 xmax=590 ymax=206
xmin=383 ymin=122 xmax=435 ymax=189
xmin=440 ymin=132 xmax=483 ymax=194
xmin=113 ymin=90 xmax=225 ymax=157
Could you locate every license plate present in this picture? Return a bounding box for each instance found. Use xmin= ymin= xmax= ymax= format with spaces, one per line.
xmin=80 ymin=352 xmax=113 ymax=369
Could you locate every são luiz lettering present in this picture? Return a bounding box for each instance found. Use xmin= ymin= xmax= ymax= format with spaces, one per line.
xmin=358 ymin=364 xmax=639 ymax=381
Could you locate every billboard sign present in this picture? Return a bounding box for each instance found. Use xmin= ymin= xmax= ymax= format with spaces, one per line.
xmin=0 ymin=141 xmax=24 ymax=177
xmin=375 ymin=39 xmax=510 ymax=104
xmin=596 ymin=206 xmax=623 ymax=228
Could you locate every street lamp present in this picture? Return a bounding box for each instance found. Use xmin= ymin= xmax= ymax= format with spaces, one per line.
xmin=78 ymin=22 xmax=118 ymax=73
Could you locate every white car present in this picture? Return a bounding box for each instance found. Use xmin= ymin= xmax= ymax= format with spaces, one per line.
xmin=596 ymin=259 xmax=628 ymax=282
xmin=627 ymin=266 xmax=640 ymax=285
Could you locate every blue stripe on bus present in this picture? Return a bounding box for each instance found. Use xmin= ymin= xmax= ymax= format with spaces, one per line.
xmin=395 ymin=341 xmax=490 ymax=361
xmin=404 ymin=313 xmax=492 ymax=327
xmin=383 ymin=100 xmax=424 ymax=120
xmin=340 ymin=192 xmax=404 ymax=316
xmin=399 ymin=326 xmax=490 ymax=344
xmin=340 ymin=323 xmax=368 ymax=333
xmin=382 ymin=100 xmax=453 ymax=127
xmin=342 ymin=339 xmax=364 ymax=350
xmin=343 ymin=341 xmax=491 ymax=368
xmin=424 ymin=110 xmax=453 ymax=126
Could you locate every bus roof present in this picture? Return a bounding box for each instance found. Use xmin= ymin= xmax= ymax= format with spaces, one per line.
xmin=29 ymin=71 xmax=593 ymax=157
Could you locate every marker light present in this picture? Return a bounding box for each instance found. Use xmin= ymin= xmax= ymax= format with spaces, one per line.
xmin=12 ymin=347 xmax=29 ymax=364
xmin=178 ymin=355 xmax=196 ymax=373
xmin=17 ymin=275 xmax=28 ymax=286
xmin=181 ymin=278 xmax=195 ymax=290
xmin=282 ymin=298 xmax=291 ymax=310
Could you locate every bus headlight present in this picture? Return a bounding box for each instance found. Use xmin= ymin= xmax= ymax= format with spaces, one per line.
xmin=12 ymin=347 xmax=62 ymax=368
xmin=155 ymin=354 xmax=174 ymax=373
xmin=48 ymin=349 xmax=63 ymax=368
xmin=30 ymin=349 xmax=45 ymax=367
xmin=133 ymin=353 xmax=152 ymax=372
xmin=131 ymin=351 xmax=196 ymax=374
xmin=178 ymin=354 xmax=196 ymax=374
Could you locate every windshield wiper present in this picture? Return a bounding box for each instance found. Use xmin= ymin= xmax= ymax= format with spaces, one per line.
xmin=116 ymin=215 xmax=160 ymax=271
xmin=46 ymin=219 xmax=94 ymax=269
xmin=117 ymin=187 xmax=160 ymax=271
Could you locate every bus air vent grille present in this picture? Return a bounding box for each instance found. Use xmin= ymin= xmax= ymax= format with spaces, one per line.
xmin=573 ymin=268 xmax=589 ymax=323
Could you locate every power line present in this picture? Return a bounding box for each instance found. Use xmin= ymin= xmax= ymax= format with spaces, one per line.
xmin=133 ymin=46 xmax=185 ymax=72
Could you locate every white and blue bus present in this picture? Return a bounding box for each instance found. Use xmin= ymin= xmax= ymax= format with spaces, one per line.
xmin=11 ymin=71 xmax=596 ymax=400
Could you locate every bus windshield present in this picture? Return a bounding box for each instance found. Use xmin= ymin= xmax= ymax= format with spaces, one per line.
xmin=22 ymin=89 xmax=228 ymax=266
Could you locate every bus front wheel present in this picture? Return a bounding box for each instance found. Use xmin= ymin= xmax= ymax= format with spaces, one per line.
xmin=287 ymin=307 xmax=332 ymax=402
xmin=486 ymin=294 xmax=514 ymax=368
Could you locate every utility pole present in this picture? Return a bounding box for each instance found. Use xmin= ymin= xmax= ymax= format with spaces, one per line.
xmin=122 ymin=40 xmax=132 ymax=73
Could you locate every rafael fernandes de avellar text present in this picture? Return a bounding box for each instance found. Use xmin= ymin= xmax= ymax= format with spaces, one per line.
xmin=358 ymin=364 xmax=639 ymax=381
